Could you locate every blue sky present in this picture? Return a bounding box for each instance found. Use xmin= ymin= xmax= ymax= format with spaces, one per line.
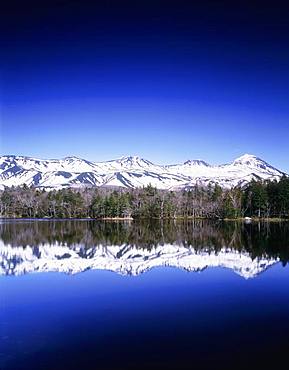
xmin=1 ymin=0 xmax=289 ymax=171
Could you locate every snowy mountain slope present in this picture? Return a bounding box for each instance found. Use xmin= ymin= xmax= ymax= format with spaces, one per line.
xmin=0 ymin=155 xmax=99 ymax=173
xmin=0 ymin=154 xmax=286 ymax=190
xmin=169 ymin=154 xmax=286 ymax=189
xmin=0 ymin=240 xmax=278 ymax=278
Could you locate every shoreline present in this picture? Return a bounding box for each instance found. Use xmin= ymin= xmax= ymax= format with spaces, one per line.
xmin=0 ymin=216 xmax=288 ymax=222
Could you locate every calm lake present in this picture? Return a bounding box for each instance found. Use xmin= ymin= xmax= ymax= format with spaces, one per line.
xmin=1 ymin=219 xmax=289 ymax=369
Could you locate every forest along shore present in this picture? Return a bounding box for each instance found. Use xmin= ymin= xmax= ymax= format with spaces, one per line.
xmin=0 ymin=177 xmax=289 ymax=220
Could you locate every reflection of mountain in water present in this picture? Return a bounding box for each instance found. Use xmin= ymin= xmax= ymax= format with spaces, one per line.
xmin=0 ymin=220 xmax=289 ymax=278
xmin=0 ymin=241 xmax=278 ymax=278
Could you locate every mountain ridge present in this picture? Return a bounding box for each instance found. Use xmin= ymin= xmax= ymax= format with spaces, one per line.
xmin=0 ymin=154 xmax=287 ymax=190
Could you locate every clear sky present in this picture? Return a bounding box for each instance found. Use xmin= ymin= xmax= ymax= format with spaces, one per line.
xmin=1 ymin=0 xmax=289 ymax=172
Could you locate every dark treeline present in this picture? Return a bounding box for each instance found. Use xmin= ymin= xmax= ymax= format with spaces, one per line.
xmin=1 ymin=177 xmax=289 ymax=219
xmin=1 ymin=219 xmax=289 ymax=264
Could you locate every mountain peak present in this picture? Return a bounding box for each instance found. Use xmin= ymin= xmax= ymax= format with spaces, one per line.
xmin=183 ymin=159 xmax=210 ymax=167
xmin=231 ymin=154 xmax=284 ymax=175
xmin=234 ymin=153 xmax=258 ymax=162
xmin=63 ymin=155 xmax=80 ymax=160
xmin=232 ymin=154 xmax=267 ymax=166
xmin=120 ymin=155 xmax=142 ymax=161
xmin=116 ymin=156 xmax=154 ymax=167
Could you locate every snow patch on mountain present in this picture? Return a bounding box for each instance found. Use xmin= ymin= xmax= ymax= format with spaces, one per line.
xmin=0 ymin=154 xmax=286 ymax=190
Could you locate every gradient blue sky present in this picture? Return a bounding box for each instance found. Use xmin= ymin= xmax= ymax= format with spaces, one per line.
xmin=1 ymin=0 xmax=289 ymax=171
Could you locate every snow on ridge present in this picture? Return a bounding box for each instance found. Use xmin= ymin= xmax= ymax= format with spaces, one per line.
xmin=0 ymin=154 xmax=287 ymax=190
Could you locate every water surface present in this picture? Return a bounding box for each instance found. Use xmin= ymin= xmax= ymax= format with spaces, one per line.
xmin=1 ymin=220 xmax=289 ymax=369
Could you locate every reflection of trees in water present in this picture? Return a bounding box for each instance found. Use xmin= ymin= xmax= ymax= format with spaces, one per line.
xmin=1 ymin=220 xmax=289 ymax=264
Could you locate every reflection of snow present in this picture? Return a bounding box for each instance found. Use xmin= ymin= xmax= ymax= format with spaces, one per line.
xmin=0 ymin=240 xmax=278 ymax=279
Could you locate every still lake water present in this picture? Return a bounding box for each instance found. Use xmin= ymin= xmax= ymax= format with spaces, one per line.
xmin=1 ymin=219 xmax=289 ymax=369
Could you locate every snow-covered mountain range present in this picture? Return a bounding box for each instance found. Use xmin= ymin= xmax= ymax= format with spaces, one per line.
xmin=0 ymin=239 xmax=278 ymax=279
xmin=0 ymin=154 xmax=286 ymax=190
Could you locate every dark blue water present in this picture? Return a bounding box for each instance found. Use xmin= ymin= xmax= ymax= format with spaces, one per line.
xmin=1 ymin=220 xmax=289 ymax=369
